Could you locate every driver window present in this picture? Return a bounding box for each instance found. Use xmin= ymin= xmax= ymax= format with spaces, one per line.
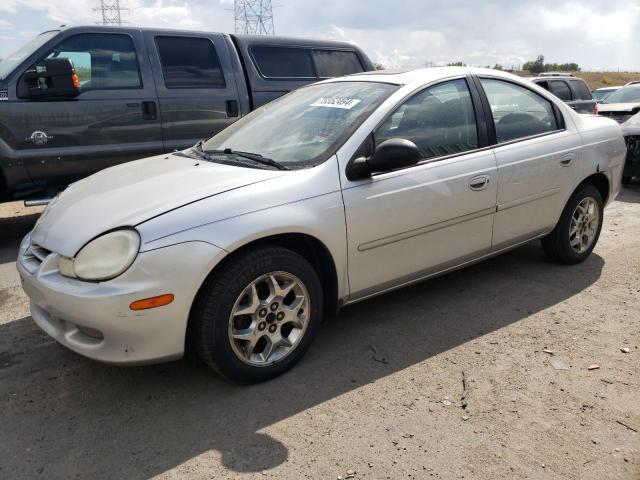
xmin=36 ymin=33 xmax=142 ymax=92
xmin=375 ymin=78 xmax=478 ymax=160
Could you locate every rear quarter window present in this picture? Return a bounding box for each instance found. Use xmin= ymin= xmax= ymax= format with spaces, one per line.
xmin=312 ymin=50 xmax=364 ymax=77
xmin=569 ymin=80 xmax=593 ymax=100
xmin=250 ymin=46 xmax=316 ymax=78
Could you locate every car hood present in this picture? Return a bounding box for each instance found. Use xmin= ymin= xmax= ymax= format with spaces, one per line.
xmin=598 ymin=102 xmax=640 ymax=113
xmin=622 ymin=112 xmax=640 ymax=136
xmin=30 ymin=153 xmax=284 ymax=257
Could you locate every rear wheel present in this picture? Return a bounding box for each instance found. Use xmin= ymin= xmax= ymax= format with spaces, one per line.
xmin=190 ymin=246 xmax=323 ymax=383
xmin=541 ymin=184 xmax=603 ymax=264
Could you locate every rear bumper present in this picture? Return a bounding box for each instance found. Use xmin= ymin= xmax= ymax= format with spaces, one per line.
xmin=17 ymin=235 xmax=226 ymax=365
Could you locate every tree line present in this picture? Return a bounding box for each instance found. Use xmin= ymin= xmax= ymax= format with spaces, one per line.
xmin=522 ymin=55 xmax=579 ymax=73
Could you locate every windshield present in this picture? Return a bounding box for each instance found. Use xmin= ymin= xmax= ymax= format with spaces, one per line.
xmin=602 ymin=86 xmax=640 ymax=104
xmin=0 ymin=30 xmax=59 ymax=80
xmin=592 ymin=89 xmax=616 ymax=102
xmin=203 ymin=81 xmax=398 ymax=167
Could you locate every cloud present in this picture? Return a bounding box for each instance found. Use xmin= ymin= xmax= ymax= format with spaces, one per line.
xmin=0 ymin=0 xmax=638 ymax=71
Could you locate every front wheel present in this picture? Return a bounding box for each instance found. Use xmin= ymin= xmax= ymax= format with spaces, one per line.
xmin=541 ymin=184 xmax=604 ymax=264
xmin=190 ymin=246 xmax=323 ymax=383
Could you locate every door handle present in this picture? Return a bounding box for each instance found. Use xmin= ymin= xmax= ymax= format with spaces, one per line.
xmin=141 ymin=101 xmax=157 ymax=120
xmin=469 ymin=175 xmax=490 ymax=191
xmin=226 ymin=100 xmax=239 ymax=118
xmin=560 ymin=154 xmax=574 ymax=166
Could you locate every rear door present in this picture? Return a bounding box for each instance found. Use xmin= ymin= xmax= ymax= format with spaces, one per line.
xmin=567 ymin=79 xmax=596 ymax=114
xmin=144 ymin=32 xmax=243 ymax=151
xmin=476 ymin=77 xmax=582 ymax=250
xmin=12 ymin=30 xmax=162 ymax=188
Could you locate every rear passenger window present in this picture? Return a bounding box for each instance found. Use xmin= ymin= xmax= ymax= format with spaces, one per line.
xmin=38 ymin=33 xmax=141 ymax=91
xmin=156 ymin=36 xmax=226 ymax=88
xmin=549 ymin=80 xmax=572 ymax=101
xmin=375 ymin=78 xmax=478 ymax=160
xmin=569 ymin=80 xmax=593 ymax=100
xmin=312 ymin=50 xmax=364 ymax=77
xmin=481 ymin=79 xmax=559 ymax=143
xmin=251 ymin=46 xmax=315 ymax=78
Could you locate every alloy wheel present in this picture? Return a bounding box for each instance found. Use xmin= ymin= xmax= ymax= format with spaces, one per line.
xmin=228 ymin=271 xmax=310 ymax=366
xmin=569 ymin=196 xmax=600 ymax=254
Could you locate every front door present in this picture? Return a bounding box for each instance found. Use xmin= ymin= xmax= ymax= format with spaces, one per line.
xmin=144 ymin=32 xmax=243 ymax=151
xmin=12 ymin=30 xmax=162 ymax=190
xmin=341 ymin=78 xmax=498 ymax=300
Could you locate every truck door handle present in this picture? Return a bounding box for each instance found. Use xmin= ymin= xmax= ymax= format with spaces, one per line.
xmin=226 ymin=100 xmax=239 ymax=118
xmin=560 ymin=154 xmax=574 ymax=166
xmin=469 ymin=175 xmax=490 ymax=191
xmin=141 ymin=101 xmax=157 ymax=120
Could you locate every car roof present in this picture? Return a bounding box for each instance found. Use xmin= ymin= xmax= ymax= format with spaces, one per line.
xmin=529 ymin=75 xmax=585 ymax=82
xmin=323 ymin=66 xmax=520 ymax=86
xmin=594 ymin=86 xmax=622 ymax=91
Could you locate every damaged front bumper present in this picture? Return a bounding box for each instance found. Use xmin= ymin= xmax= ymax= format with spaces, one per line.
xmin=624 ymin=136 xmax=640 ymax=180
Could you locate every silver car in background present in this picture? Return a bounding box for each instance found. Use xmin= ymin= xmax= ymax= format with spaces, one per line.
xmin=18 ymin=67 xmax=626 ymax=383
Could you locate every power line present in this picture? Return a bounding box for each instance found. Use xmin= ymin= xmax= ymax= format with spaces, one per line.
xmin=234 ymin=0 xmax=275 ymax=35
xmin=94 ymin=0 xmax=128 ymax=25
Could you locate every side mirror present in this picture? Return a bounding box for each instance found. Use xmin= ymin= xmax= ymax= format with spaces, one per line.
xmin=23 ymin=58 xmax=80 ymax=100
xmin=346 ymin=138 xmax=421 ymax=180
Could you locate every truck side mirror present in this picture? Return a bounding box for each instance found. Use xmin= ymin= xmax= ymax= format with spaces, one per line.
xmin=24 ymin=58 xmax=80 ymax=100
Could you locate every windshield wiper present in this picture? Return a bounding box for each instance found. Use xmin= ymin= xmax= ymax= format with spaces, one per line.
xmin=208 ymin=148 xmax=289 ymax=171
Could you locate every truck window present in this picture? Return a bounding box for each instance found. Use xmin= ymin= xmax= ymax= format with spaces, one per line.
xmin=250 ymin=46 xmax=316 ymax=79
xmin=312 ymin=50 xmax=364 ymax=77
xmin=548 ymin=80 xmax=572 ymax=101
xmin=38 ymin=33 xmax=141 ymax=91
xmin=569 ymin=80 xmax=593 ymax=100
xmin=155 ymin=36 xmax=226 ymax=88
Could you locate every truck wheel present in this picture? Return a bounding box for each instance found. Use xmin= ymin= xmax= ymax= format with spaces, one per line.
xmin=541 ymin=184 xmax=603 ymax=264
xmin=191 ymin=246 xmax=323 ymax=383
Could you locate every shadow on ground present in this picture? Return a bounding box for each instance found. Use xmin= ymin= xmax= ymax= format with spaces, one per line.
xmin=0 ymin=222 xmax=604 ymax=478
xmin=0 ymin=212 xmax=40 ymax=264
xmin=617 ymin=182 xmax=640 ymax=203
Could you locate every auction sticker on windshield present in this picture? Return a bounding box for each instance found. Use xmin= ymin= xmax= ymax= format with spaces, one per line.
xmin=310 ymin=97 xmax=362 ymax=109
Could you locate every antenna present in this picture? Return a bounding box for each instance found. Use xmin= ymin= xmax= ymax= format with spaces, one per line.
xmin=94 ymin=0 xmax=128 ymax=25
xmin=234 ymin=0 xmax=275 ymax=35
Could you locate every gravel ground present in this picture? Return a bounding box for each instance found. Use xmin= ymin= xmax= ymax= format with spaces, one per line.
xmin=0 ymin=186 xmax=638 ymax=480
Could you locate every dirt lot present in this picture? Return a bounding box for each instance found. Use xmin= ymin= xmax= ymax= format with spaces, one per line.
xmin=0 ymin=187 xmax=639 ymax=480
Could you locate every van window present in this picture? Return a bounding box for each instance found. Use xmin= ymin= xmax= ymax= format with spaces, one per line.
xmin=250 ymin=46 xmax=316 ymax=78
xmin=548 ymin=80 xmax=572 ymax=101
xmin=38 ymin=33 xmax=141 ymax=91
xmin=156 ymin=36 xmax=226 ymax=88
xmin=481 ymin=78 xmax=559 ymax=143
xmin=569 ymin=79 xmax=593 ymax=100
xmin=312 ymin=50 xmax=364 ymax=77
xmin=375 ymin=78 xmax=478 ymax=160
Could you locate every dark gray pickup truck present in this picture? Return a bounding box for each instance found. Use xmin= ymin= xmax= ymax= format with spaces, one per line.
xmin=0 ymin=25 xmax=372 ymax=202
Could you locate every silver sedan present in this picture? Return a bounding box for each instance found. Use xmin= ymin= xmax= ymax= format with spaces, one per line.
xmin=18 ymin=67 xmax=626 ymax=383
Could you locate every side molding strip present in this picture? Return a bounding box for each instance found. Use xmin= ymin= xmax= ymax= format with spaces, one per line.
xmin=357 ymin=207 xmax=496 ymax=252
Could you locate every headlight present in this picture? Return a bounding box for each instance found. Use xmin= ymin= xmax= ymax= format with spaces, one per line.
xmin=58 ymin=229 xmax=140 ymax=281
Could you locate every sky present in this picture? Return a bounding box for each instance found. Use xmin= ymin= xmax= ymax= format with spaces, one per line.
xmin=0 ymin=0 xmax=639 ymax=71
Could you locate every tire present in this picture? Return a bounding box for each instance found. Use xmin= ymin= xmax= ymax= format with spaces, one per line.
xmin=541 ymin=184 xmax=604 ymax=264
xmin=190 ymin=246 xmax=323 ymax=383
